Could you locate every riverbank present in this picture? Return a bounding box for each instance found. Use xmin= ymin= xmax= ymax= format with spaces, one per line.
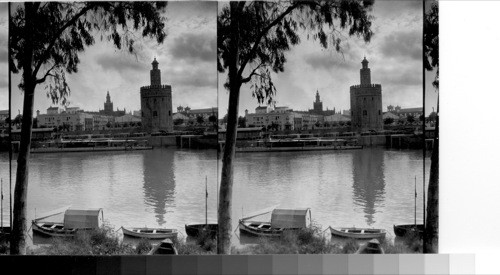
xmin=0 ymin=223 xmax=422 ymax=255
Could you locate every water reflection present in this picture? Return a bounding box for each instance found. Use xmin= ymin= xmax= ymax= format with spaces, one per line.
xmin=351 ymin=148 xmax=386 ymax=225
xmin=142 ymin=149 xmax=176 ymax=226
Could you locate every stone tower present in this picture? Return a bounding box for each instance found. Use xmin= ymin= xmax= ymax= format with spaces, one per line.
xmin=350 ymin=57 xmax=383 ymax=132
xmin=140 ymin=58 xmax=173 ymax=132
xmin=104 ymin=91 xmax=113 ymax=114
xmin=313 ymin=90 xmax=323 ymax=113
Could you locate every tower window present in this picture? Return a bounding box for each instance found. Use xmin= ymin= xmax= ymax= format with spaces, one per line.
xmin=169 ymin=111 xmax=171 ymax=116
xmin=372 ymin=97 xmax=374 ymax=101
xmin=363 ymin=110 xmax=367 ymax=116
xmin=379 ymin=110 xmax=381 ymax=115
xmin=153 ymin=111 xmax=158 ymax=117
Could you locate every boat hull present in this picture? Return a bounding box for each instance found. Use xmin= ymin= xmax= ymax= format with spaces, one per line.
xmin=31 ymin=146 xmax=153 ymax=153
xmin=31 ymin=221 xmax=78 ymax=237
xmin=393 ymin=224 xmax=424 ymax=237
xmin=122 ymin=227 xmax=178 ymax=240
xmin=238 ymin=220 xmax=285 ymax=238
xmin=330 ymin=227 xmax=386 ymax=240
xmin=185 ymin=224 xmax=218 ymax=239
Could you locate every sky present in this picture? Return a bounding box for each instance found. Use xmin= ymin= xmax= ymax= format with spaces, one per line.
xmin=218 ymin=0 xmax=437 ymax=116
xmin=0 ymin=1 xmax=438 ymax=117
xmin=2 ymin=2 xmax=217 ymax=116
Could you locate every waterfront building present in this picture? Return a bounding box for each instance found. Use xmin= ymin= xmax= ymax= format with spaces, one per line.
xmin=37 ymin=108 xmax=95 ymax=131
xmin=350 ymin=57 xmax=383 ymax=132
xmin=37 ymin=106 xmax=114 ymax=131
xmin=245 ymin=106 xmax=295 ymax=131
xmin=115 ymin=114 xmax=141 ymax=126
xmin=324 ymin=113 xmax=351 ymax=124
xmin=140 ymin=58 xmax=173 ymax=133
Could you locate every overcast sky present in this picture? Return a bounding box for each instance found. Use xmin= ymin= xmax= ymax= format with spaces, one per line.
xmin=218 ymin=0 xmax=437 ymax=116
xmin=1 ymin=1 xmax=438 ymax=117
xmin=2 ymin=2 xmax=217 ymax=116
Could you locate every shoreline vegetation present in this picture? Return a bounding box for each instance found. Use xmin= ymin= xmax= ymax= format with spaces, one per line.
xmin=0 ymin=223 xmax=422 ymax=255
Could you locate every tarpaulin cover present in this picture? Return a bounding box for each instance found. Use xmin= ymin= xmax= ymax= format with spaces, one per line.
xmin=271 ymin=208 xmax=311 ymax=229
xmin=63 ymin=208 xmax=103 ymax=229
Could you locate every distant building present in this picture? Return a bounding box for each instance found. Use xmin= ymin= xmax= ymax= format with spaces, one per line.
xmin=37 ymin=106 xmax=114 ymax=131
xmin=0 ymin=110 xmax=8 ymax=122
xmin=350 ymin=57 xmax=383 ymax=132
xmin=313 ymin=90 xmax=323 ymax=113
xmin=98 ymin=91 xmax=126 ymax=117
xmin=115 ymin=114 xmax=141 ymax=126
xmin=140 ymin=58 xmax=173 ymax=132
xmin=245 ymin=106 xmax=296 ymax=131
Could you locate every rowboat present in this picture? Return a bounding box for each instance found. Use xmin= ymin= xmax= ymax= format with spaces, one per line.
xmin=32 ymin=207 xmax=104 ymax=238
xmin=355 ymin=239 xmax=385 ymax=254
xmin=238 ymin=220 xmax=284 ymax=238
xmin=32 ymin=221 xmax=78 ymax=237
xmin=238 ymin=207 xmax=311 ymax=238
xmin=394 ymin=177 xmax=425 ymax=239
xmin=148 ymin=238 xmax=178 ymax=255
xmin=121 ymin=227 xmax=178 ymax=240
xmin=393 ymin=224 xmax=424 ymax=238
xmin=185 ymin=177 xmax=218 ymax=239
xmin=185 ymin=223 xmax=218 ymax=239
xmin=330 ymin=227 xmax=386 ymax=240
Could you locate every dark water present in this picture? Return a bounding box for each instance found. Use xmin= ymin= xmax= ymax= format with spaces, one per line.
xmin=0 ymin=147 xmax=429 ymax=244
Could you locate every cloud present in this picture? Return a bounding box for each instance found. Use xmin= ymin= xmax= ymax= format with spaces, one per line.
xmin=167 ymin=64 xmax=216 ymax=89
xmin=303 ymin=52 xmax=356 ymax=71
xmin=169 ymin=33 xmax=216 ymax=63
xmin=380 ymin=30 xmax=422 ymax=60
xmin=95 ymin=51 xmax=148 ymax=73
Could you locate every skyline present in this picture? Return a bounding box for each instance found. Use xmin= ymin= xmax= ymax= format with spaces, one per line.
xmin=0 ymin=1 xmax=438 ymax=118
xmin=218 ymin=1 xmax=437 ymax=116
xmin=3 ymin=2 xmax=217 ymax=116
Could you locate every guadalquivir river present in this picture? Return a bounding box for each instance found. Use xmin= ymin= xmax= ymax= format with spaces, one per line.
xmin=0 ymin=147 xmax=430 ymax=244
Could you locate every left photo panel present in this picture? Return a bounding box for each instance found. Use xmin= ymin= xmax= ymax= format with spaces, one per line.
xmin=3 ymin=2 xmax=218 ymax=255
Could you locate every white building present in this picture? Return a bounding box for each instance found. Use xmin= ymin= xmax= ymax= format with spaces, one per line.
xmin=37 ymin=106 xmax=113 ymax=131
xmin=245 ymin=106 xmax=295 ymax=131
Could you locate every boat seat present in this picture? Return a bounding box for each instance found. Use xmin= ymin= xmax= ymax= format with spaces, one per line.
xmin=153 ymin=230 xmax=157 ymax=234
xmin=51 ymin=224 xmax=57 ymax=229
xmin=258 ymin=224 xmax=264 ymax=228
xmin=137 ymin=230 xmax=141 ymax=233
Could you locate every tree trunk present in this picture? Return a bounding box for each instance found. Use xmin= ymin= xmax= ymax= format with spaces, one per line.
xmin=10 ymin=2 xmax=36 ymax=255
xmin=217 ymin=2 xmax=241 ymax=255
xmin=424 ymin=114 xmax=438 ymax=253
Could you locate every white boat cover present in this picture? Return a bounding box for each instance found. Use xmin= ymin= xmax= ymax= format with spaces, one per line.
xmin=63 ymin=208 xmax=103 ymax=229
xmin=271 ymin=208 xmax=311 ymax=229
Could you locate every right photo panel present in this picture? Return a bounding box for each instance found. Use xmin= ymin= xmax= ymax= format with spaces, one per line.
xmin=217 ymin=0 xmax=436 ymax=254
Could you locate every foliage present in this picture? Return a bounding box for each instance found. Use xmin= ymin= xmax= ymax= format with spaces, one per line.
xmin=196 ymin=115 xmax=205 ymax=125
xmin=383 ymin=117 xmax=394 ymax=125
xmin=135 ymin=238 xmax=153 ymax=255
xmin=424 ymin=1 xmax=439 ymax=89
xmin=208 ymin=115 xmax=218 ymax=124
xmin=10 ymin=2 xmax=167 ymax=103
xmin=237 ymin=116 xmax=246 ymax=128
xmin=218 ymin=0 xmax=374 ymax=104
xmin=174 ymin=118 xmax=185 ymax=126
xmin=43 ymin=225 xmax=135 ymax=255
xmin=406 ymin=115 xmax=415 ymax=124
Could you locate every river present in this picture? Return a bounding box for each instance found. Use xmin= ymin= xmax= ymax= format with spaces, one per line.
xmin=0 ymin=147 xmax=430 ymax=245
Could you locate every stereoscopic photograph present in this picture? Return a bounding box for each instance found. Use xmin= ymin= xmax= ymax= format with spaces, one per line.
xmin=0 ymin=0 xmax=438 ymax=258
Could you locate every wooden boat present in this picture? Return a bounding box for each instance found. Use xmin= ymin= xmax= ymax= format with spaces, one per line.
xmin=394 ymin=177 xmax=425 ymax=238
xmin=393 ymin=224 xmax=424 ymax=237
xmin=238 ymin=220 xmax=284 ymax=238
xmin=121 ymin=227 xmax=178 ymax=240
xmin=148 ymin=238 xmax=178 ymax=255
xmin=185 ymin=223 xmax=218 ymax=239
xmin=238 ymin=206 xmax=311 ymax=238
xmin=32 ymin=207 xmax=103 ymax=237
xmin=32 ymin=221 xmax=78 ymax=237
xmin=355 ymin=239 xmax=385 ymax=254
xmin=330 ymin=227 xmax=386 ymax=240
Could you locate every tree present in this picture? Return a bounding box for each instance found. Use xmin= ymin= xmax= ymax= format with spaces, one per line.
xmin=208 ymin=114 xmax=218 ymax=124
xmin=383 ymin=117 xmax=394 ymax=125
xmin=406 ymin=115 xmax=415 ymax=124
xmin=424 ymin=0 xmax=439 ymax=254
xmin=174 ymin=118 xmax=184 ymax=126
xmin=217 ymin=0 xmax=374 ymax=254
xmin=9 ymin=2 xmax=167 ymax=254
xmin=237 ymin=116 xmax=246 ymax=128
xmin=196 ymin=115 xmax=205 ymax=125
